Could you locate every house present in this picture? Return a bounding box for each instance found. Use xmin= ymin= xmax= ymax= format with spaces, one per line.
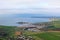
xmin=18 ymin=22 xmax=52 ymax=31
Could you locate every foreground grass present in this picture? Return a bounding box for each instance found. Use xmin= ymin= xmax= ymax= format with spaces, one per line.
xmin=24 ymin=31 xmax=60 ymax=40
xmin=0 ymin=26 xmax=16 ymax=40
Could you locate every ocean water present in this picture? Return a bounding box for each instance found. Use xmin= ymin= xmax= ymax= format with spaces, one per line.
xmin=0 ymin=14 xmax=50 ymax=26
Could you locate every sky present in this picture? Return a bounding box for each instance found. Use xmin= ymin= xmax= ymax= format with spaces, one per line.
xmin=0 ymin=0 xmax=60 ymax=26
xmin=0 ymin=0 xmax=60 ymax=16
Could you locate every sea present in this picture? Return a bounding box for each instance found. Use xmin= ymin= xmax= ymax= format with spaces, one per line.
xmin=0 ymin=14 xmax=53 ymax=26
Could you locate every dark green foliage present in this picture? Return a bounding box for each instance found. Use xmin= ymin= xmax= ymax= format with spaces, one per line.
xmin=0 ymin=25 xmax=17 ymax=40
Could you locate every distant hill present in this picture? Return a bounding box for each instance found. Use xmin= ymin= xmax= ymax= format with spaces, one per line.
xmin=31 ymin=16 xmax=60 ymax=18
xmin=12 ymin=14 xmax=60 ymax=18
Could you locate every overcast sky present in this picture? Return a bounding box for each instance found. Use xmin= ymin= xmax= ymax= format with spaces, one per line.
xmin=0 ymin=0 xmax=60 ymax=15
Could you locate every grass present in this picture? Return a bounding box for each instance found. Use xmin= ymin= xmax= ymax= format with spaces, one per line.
xmin=24 ymin=31 xmax=60 ymax=40
xmin=0 ymin=25 xmax=60 ymax=40
xmin=0 ymin=25 xmax=16 ymax=40
xmin=34 ymin=32 xmax=60 ymax=40
xmin=52 ymin=21 xmax=60 ymax=28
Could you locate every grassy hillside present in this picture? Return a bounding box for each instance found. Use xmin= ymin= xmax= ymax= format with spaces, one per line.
xmin=0 ymin=25 xmax=16 ymax=37
xmin=24 ymin=31 xmax=60 ymax=40
xmin=52 ymin=21 xmax=60 ymax=28
xmin=32 ymin=32 xmax=60 ymax=40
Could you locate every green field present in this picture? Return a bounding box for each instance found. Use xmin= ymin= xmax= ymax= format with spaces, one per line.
xmin=52 ymin=20 xmax=60 ymax=28
xmin=0 ymin=25 xmax=16 ymax=40
xmin=24 ymin=31 xmax=60 ymax=40
xmin=34 ymin=32 xmax=60 ymax=40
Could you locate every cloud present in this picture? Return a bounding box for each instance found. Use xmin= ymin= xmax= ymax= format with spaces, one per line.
xmin=0 ymin=9 xmax=47 ymax=14
xmin=0 ymin=0 xmax=48 ymax=9
xmin=0 ymin=0 xmax=60 ymax=15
